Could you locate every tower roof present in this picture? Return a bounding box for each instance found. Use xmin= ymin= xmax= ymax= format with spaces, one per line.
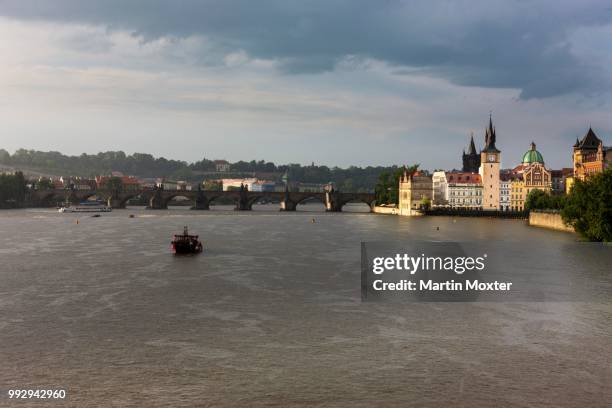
xmin=466 ymin=133 xmax=477 ymax=155
xmin=482 ymin=114 xmax=500 ymax=153
xmin=522 ymin=141 xmax=544 ymax=164
xmin=577 ymin=127 xmax=602 ymax=149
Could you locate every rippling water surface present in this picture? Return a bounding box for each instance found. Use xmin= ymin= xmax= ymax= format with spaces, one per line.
xmin=1 ymin=205 xmax=611 ymax=407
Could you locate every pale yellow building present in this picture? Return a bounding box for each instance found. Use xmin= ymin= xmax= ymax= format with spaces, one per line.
xmin=398 ymin=169 xmax=433 ymax=216
xmin=510 ymin=177 xmax=526 ymax=211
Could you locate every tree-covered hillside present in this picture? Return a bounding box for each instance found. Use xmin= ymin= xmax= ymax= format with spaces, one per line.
xmin=0 ymin=148 xmax=401 ymax=193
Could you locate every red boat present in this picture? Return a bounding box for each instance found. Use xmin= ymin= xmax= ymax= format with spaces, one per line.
xmin=171 ymin=226 xmax=203 ymax=254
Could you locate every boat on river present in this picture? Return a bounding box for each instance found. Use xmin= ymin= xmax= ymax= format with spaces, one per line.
xmin=59 ymin=201 xmax=112 ymax=213
xmin=171 ymin=226 xmax=203 ymax=254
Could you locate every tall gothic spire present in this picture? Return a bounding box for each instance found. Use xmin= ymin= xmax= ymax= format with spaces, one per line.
xmin=482 ymin=114 xmax=500 ymax=153
xmin=467 ymin=132 xmax=477 ymax=155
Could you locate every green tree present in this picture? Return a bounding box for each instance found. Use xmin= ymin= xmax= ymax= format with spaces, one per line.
xmin=0 ymin=149 xmax=10 ymax=163
xmin=104 ymin=177 xmax=123 ymax=195
xmin=203 ymin=180 xmax=222 ymax=191
xmin=374 ymin=164 xmax=419 ymax=205
xmin=0 ymin=148 xmax=405 ymax=191
xmin=525 ymin=189 xmax=548 ymax=211
xmin=561 ymin=170 xmax=612 ymax=242
xmin=525 ymin=189 xmax=566 ymax=211
xmin=36 ymin=178 xmax=54 ymax=190
xmin=375 ymin=171 xmax=392 ymax=204
xmin=0 ymin=172 xmax=27 ymax=208
xmin=420 ymin=196 xmax=431 ymax=210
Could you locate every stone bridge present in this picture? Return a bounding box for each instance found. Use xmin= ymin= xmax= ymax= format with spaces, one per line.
xmin=29 ymin=186 xmax=376 ymax=212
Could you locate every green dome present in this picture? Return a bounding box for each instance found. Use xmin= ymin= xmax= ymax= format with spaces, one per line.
xmin=522 ymin=142 xmax=544 ymax=164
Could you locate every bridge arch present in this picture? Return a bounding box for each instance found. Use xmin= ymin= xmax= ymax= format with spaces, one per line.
xmin=162 ymin=192 xmax=197 ymax=207
xmin=338 ymin=196 xmax=375 ymax=212
xmin=117 ymin=191 xmax=150 ymax=207
xmin=294 ymin=195 xmax=326 ymax=206
xmin=293 ymin=195 xmax=327 ymax=212
xmin=81 ymin=192 xmax=110 ymax=202
xmin=33 ymin=190 xmax=95 ymax=206
xmin=246 ymin=193 xmax=280 ymax=207
xmin=206 ymin=193 xmax=239 ymax=208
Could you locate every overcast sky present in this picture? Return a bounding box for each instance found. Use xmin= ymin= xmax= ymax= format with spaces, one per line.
xmin=1 ymin=0 xmax=611 ymax=169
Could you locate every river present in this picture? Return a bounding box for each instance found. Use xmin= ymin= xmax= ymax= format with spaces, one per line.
xmin=1 ymin=206 xmax=610 ymax=407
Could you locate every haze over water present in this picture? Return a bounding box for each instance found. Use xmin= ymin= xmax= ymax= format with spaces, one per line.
xmin=1 ymin=206 xmax=611 ymax=407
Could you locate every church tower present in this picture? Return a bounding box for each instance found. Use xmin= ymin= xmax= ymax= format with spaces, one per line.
xmin=479 ymin=115 xmax=501 ymax=211
xmin=462 ymin=132 xmax=480 ymax=173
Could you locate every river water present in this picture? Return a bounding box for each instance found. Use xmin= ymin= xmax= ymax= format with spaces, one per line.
xmin=1 ymin=205 xmax=611 ymax=407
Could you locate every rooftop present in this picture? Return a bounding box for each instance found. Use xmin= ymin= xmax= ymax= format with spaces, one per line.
xmin=445 ymin=171 xmax=481 ymax=184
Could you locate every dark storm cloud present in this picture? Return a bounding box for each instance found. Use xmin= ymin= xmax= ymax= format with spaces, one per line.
xmin=1 ymin=0 xmax=611 ymax=98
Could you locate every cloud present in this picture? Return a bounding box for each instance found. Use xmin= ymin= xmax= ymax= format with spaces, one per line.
xmin=1 ymin=0 xmax=612 ymax=98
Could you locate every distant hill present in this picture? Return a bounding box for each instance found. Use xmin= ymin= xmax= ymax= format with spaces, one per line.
xmin=0 ymin=148 xmax=400 ymax=192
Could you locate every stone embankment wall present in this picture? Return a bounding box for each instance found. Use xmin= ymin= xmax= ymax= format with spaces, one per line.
xmin=529 ymin=210 xmax=574 ymax=233
xmin=373 ymin=206 xmax=398 ymax=215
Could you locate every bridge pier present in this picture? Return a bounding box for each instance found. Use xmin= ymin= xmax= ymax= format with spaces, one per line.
xmin=325 ymin=190 xmax=342 ymax=212
xmin=191 ymin=199 xmax=210 ymax=210
xmin=280 ymin=188 xmax=296 ymax=211
xmin=325 ymin=204 xmax=342 ymax=212
xmin=280 ymin=199 xmax=296 ymax=211
xmin=64 ymin=190 xmax=81 ymax=206
xmin=191 ymin=187 xmax=210 ymax=210
xmin=234 ymin=184 xmax=251 ymax=210
xmin=107 ymin=197 xmax=126 ymax=209
xmin=147 ymin=190 xmax=167 ymax=210
xmin=234 ymin=200 xmax=252 ymax=211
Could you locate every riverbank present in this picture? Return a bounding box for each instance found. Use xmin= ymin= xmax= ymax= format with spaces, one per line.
xmin=528 ymin=210 xmax=574 ymax=233
xmin=423 ymin=208 xmax=528 ymax=218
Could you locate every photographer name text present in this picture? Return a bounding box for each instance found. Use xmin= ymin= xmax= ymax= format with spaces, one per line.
xmin=371 ymin=253 xmax=512 ymax=292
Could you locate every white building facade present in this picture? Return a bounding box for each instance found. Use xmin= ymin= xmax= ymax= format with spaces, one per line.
xmin=432 ymin=171 xmax=448 ymax=206
xmin=499 ymin=178 xmax=511 ymax=211
xmin=445 ymin=172 xmax=483 ymax=209
xmin=432 ymin=171 xmax=483 ymax=209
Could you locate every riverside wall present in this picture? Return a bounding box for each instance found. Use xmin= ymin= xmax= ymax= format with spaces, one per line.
xmin=528 ymin=210 xmax=575 ymax=233
xmin=373 ymin=206 xmax=398 ymax=215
